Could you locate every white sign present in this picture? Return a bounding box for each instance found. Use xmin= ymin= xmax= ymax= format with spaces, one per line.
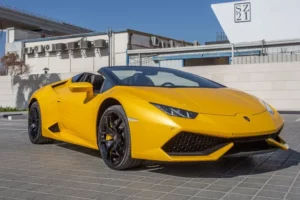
xmin=234 ymin=2 xmax=251 ymax=23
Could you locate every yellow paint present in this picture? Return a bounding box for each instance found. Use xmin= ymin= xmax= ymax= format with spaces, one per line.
xmin=106 ymin=134 xmax=113 ymax=141
xmin=28 ymin=77 xmax=287 ymax=162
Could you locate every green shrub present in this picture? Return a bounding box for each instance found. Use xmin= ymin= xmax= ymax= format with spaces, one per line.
xmin=0 ymin=106 xmax=28 ymax=112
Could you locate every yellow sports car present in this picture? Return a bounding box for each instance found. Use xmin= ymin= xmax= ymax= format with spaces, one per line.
xmin=28 ymin=66 xmax=288 ymax=170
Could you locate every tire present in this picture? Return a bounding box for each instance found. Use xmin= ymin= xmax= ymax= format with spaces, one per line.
xmin=28 ymin=101 xmax=53 ymax=144
xmin=97 ymin=105 xmax=143 ymax=170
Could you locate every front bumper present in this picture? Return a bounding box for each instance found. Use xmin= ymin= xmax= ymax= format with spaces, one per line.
xmin=129 ymin=110 xmax=287 ymax=162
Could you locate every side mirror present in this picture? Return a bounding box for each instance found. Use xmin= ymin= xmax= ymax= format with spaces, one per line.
xmin=69 ymin=82 xmax=93 ymax=94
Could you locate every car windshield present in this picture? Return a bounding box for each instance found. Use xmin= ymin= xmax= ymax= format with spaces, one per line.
xmin=99 ymin=66 xmax=225 ymax=88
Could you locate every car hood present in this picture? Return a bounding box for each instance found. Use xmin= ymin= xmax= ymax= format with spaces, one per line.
xmin=123 ymin=87 xmax=266 ymax=116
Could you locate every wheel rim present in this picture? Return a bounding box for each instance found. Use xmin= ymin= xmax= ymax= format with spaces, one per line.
xmin=28 ymin=107 xmax=40 ymax=139
xmin=99 ymin=111 xmax=126 ymax=166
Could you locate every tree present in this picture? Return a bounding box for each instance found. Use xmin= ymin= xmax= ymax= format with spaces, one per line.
xmin=0 ymin=52 xmax=30 ymax=76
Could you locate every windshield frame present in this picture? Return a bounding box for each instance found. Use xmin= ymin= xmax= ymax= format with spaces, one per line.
xmin=98 ymin=66 xmax=226 ymax=88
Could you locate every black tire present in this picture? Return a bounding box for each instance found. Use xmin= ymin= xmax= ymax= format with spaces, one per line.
xmin=98 ymin=105 xmax=143 ymax=170
xmin=28 ymin=102 xmax=53 ymax=144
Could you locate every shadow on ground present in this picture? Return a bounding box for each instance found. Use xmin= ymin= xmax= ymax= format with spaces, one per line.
xmin=56 ymin=142 xmax=300 ymax=178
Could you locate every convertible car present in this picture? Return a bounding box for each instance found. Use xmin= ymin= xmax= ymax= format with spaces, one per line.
xmin=28 ymin=66 xmax=288 ymax=170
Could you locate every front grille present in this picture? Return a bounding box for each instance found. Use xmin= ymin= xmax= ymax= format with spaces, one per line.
xmin=162 ymin=128 xmax=282 ymax=156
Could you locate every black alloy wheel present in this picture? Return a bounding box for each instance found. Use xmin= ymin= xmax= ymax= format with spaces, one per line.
xmin=98 ymin=105 xmax=143 ymax=170
xmin=28 ymin=102 xmax=53 ymax=144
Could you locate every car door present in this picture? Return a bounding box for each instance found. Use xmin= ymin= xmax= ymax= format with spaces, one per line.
xmin=58 ymin=73 xmax=98 ymax=143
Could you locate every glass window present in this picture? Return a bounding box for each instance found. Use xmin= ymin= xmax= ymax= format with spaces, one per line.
xmin=72 ymin=73 xmax=83 ymax=82
xmin=104 ymin=67 xmax=224 ymax=88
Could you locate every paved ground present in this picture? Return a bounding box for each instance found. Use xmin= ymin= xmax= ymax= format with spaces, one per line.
xmin=0 ymin=115 xmax=300 ymax=200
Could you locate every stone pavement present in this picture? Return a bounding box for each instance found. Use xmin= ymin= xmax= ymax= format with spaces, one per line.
xmin=0 ymin=115 xmax=300 ymax=200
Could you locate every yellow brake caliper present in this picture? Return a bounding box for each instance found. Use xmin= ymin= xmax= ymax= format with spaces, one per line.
xmin=106 ymin=134 xmax=113 ymax=141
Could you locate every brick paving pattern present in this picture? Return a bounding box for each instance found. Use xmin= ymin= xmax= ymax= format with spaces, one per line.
xmin=0 ymin=114 xmax=300 ymax=200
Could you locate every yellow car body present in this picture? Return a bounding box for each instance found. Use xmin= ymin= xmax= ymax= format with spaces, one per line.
xmin=28 ymin=66 xmax=288 ymax=169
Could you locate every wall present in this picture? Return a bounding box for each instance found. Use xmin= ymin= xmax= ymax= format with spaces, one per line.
xmin=182 ymin=62 xmax=300 ymax=111
xmin=0 ymin=72 xmax=76 ymax=108
xmin=1 ymin=62 xmax=300 ymax=111
xmin=212 ymin=0 xmax=300 ymax=43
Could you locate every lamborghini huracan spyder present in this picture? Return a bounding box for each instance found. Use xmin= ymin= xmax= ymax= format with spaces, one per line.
xmin=27 ymin=66 xmax=288 ymax=170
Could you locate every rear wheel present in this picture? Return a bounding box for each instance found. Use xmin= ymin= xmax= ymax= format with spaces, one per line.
xmin=98 ymin=105 xmax=143 ymax=170
xmin=28 ymin=102 xmax=53 ymax=144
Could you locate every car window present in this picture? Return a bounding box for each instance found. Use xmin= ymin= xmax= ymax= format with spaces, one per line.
xmin=100 ymin=79 xmax=114 ymax=93
xmin=72 ymin=73 xmax=84 ymax=82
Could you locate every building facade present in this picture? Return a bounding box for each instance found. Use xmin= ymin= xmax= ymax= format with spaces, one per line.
xmin=5 ymin=28 xmax=192 ymax=74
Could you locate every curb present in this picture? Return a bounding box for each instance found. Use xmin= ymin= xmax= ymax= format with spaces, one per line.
xmin=1 ymin=111 xmax=28 ymax=120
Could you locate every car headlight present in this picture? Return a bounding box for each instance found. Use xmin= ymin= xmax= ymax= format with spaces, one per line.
xmin=259 ymin=100 xmax=274 ymax=115
xmin=150 ymin=103 xmax=198 ymax=119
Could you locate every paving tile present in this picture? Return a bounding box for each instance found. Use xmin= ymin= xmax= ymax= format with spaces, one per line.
xmin=0 ymin=189 xmax=24 ymax=198
xmin=231 ymin=187 xmax=258 ymax=195
xmin=196 ymin=190 xmax=226 ymax=199
xmin=126 ymin=197 xmax=153 ymax=200
xmin=286 ymin=193 xmax=300 ymax=200
xmin=238 ymin=182 xmax=264 ymax=189
xmin=107 ymin=180 xmax=132 ymax=187
xmin=11 ymin=182 xmax=42 ymax=191
xmin=171 ymin=187 xmax=200 ymax=196
xmin=17 ymin=176 xmax=58 ymax=185
xmin=253 ymin=197 xmax=278 ymax=200
xmin=126 ymin=182 xmax=153 ymax=190
xmin=243 ymin=177 xmax=269 ymax=184
xmin=73 ymin=190 xmax=104 ymax=199
xmin=53 ymin=187 xmax=80 ymax=196
xmin=293 ymin=181 xmax=300 ymax=187
xmin=117 ymin=175 xmax=144 ymax=182
xmin=32 ymin=194 xmax=65 ymax=200
xmin=205 ymin=184 xmax=232 ymax=192
xmin=33 ymin=185 xmax=59 ymax=193
xmin=160 ymin=179 xmax=186 ymax=186
xmin=262 ymin=184 xmax=289 ymax=193
xmin=223 ymin=193 xmax=253 ymax=200
xmin=138 ymin=177 xmax=164 ymax=184
xmin=0 ymin=180 xmax=24 ymax=188
xmin=214 ymin=179 xmax=240 ymax=187
xmin=96 ymin=193 xmax=129 ymax=200
xmin=159 ymin=193 xmax=190 ymax=200
xmin=1 ymin=114 xmax=300 ymax=200
xmin=190 ymin=197 xmax=219 ymax=200
xmin=181 ymin=182 xmax=209 ymax=189
xmin=135 ymin=190 xmax=166 ymax=199
xmin=91 ymin=184 xmax=120 ymax=192
xmin=289 ymin=187 xmax=300 ymax=194
xmin=257 ymin=189 xmax=286 ymax=199
xmin=113 ymin=188 xmax=142 ymax=196
xmin=17 ymin=191 xmax=44 ymax=199
xmin=148 ymin=184 xmax=176 ymax=192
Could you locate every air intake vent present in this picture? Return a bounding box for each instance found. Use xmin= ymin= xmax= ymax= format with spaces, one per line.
xmin=48 ymin=123 xmax=60 ymax=133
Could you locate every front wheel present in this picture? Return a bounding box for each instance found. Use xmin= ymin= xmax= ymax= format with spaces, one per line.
xmin=28 ymin=102 xmax=53 ymax=144
xmin=98 ymin=105 xmax=143 ymax=170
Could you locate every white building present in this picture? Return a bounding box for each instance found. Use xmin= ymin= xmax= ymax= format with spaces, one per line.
xmin=5 ymin=28 xmax=192 ymax=74
xmin=128 ymin=0 xmax=300 ymax=67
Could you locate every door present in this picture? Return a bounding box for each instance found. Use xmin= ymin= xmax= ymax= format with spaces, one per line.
xmin=58 ymin=73 xmax=100 ymax=144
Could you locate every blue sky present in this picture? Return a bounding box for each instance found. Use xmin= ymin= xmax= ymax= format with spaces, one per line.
xmin=0 ymin=0 xmax=237 ymax=57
